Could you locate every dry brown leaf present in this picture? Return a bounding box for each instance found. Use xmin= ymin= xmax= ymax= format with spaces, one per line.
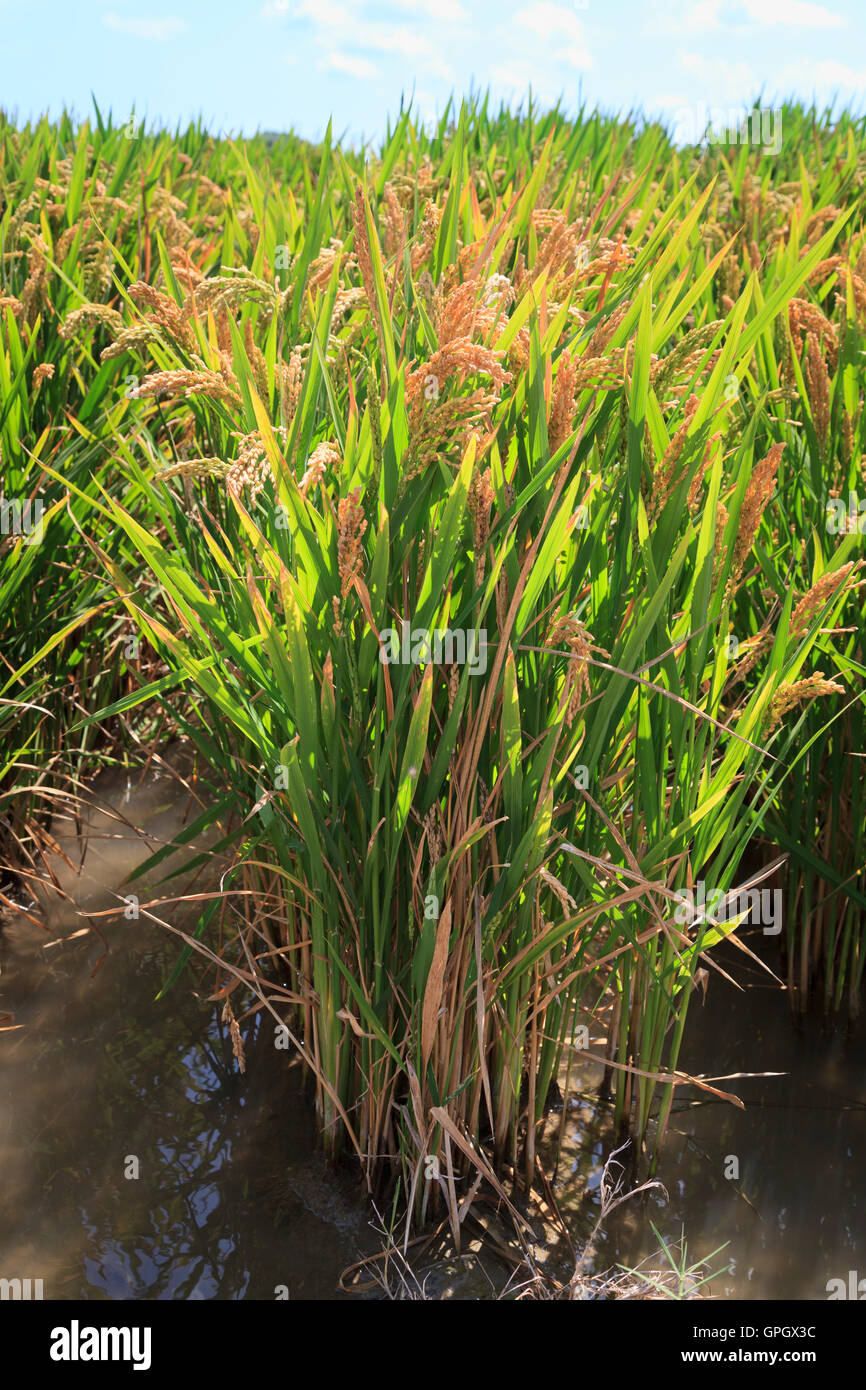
xmin=421 ymin=900 xmax=452 ymax=1068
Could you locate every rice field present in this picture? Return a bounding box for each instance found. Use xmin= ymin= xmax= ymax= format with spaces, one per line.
xmin=2 ymin=97 xmax=865 ymax=1262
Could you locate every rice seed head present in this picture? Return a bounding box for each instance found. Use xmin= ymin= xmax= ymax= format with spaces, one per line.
xmin=382 ymin=182 xmax=407 ymax=260
xmin=584 ymin=302 xmax=629 ymax=359
xmin=227 ymin=426 xmax=289 ymax=505
xmin=170 ymin=248 xmax=206 ymax=295
xmin=0 ymin=294 xmax=24 ymax=319
xmin=404 ymin=388 xmax=499 ymax=480
xmin=804 ymin=205 xmax=840 ymax=246
xmin=222 ymin=999 xmax=246 ymax=1074
xmin=766 ymin=673 xmax=845 ymax=732
xmin=713 ymin=501 xmax=729 ymax=573
xmin=538 ymin=866 xmax=577 ymax=914
xmin=809 ymin=256 xmax=866 ymax=323
xmin=790 ymin=560 xmax=861 ymax=639
xmin=719 ymin=248 xmax=743 ymax=304
xmin=284 ymin=348 xmax=304 ymax=421
xmin=307 ymin=240 xmax=345 ymax=294
xmin=436 ymin=271 xmax=514 ymax=345
xmin=32 ymin=362 xmax=55 ymax=388
xmin=425 ymin=807 xmax=442 ymax=866
xmin=300 ymin=441 xmax=340 ymax=499
xmin=337 ymin=486 xmax=367 ymax=597
xmin=546 ymin=613 xmax=609 ymax=727
xmin=651 ymin=320 xmax=724 ymax=399
xmin=728 ymin=441 xmax=784 ymax=594
xmin=21 ymin=234 xmax=49 ymax=325
xmin=803 ymin=332 xmax=831 ymax=450
xmin=184 ymin=269 xmax=278 ymax=324
xmin=410 ymin=200 xmax=442 ymax=273
xmin=730 ymin=629 xmax=773 ymax=685
xmin=788 ymin=297 xmax=838 ymax=370
xmin=406 ymin=338 xmax=511 ymax=404
xmin=548 ymin=350 xmax=578 ymax=454
xmin=129 ymin=280 xmax=194 ymax=348
xmin=100 ymin=324 xmax=162 ymax=360
xmin=842 ymin=410 xmax=855 ymax=466
xmin=133 ymin=368 xmax=242 ymax=409
xmin=649 ymin=394 xmax=699 ymax=521
xmin=468 ymin=467 xmax=496 ymax=586
xmin=156 ymin=457 xmax=228 ymax=481
xmin=241 ymin=320 xmax=270 ymax=402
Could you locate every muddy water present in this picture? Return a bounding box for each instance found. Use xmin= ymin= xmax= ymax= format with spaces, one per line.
xmin=4 ymin=757 xmax=863 ymax=1300
xmin=553 ymin=943 xmax=866 ymax=1300
xmin=0 ymin=757 xmax=371 ymax=1300
xmin=21 ymin=746 xmax=221 ymax=934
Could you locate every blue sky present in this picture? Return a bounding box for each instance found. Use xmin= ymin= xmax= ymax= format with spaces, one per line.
xmin=1 ymin=0 xmax=864 ymax=145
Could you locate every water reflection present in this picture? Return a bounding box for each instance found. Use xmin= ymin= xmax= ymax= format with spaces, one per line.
xmin=0 ymin=927 xmax=372 ymax=1299
xmin=5 ymin=752 xmax=861 ymax=1301
xmin=553 ymin=947 xmax=866 ymax=1299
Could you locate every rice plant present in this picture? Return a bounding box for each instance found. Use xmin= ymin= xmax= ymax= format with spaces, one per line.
xmin=2 ymin=97 xmax=864 ymax=1228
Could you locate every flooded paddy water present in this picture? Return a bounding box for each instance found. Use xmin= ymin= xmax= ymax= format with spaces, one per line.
xmin=2 ymin=757 xmax=862 ymax=1300
xmin=553 ymin=946 xmax=866 ymax=1300
xmin=0 ymin=754 xmax=372 ymax=1300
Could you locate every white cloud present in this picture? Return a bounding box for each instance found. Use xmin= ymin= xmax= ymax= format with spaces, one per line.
xmin=665 ymin=0 xmax=842 ymax=33
xmin=513 ymin=3 xmax=591 ymax=68
xmin=776 ymin=57 xmax=866 ymax=89
xmin=359 ymin=24 xmax=454 ymax=79
xmin=289 ymin=0 xmax=360 ymax=28
xmin=321 ymin=50 xmax=379 ymax=79
xmin=809 ymin=59 xmax=866 ymax=82
xmin=740 ymin=0 xmax=842 ymax=26
xmin=679 ymin=0 xmax=724 ymax=31
xmin=285 ymin=0 xmax=467 ymax=24
xmin=678 ymin=49 xmax=757 ymax=93
xmin=388 ymin=0 xmax=469 ymax=21
xmin=103 ymin=11 xmax=186 ymax=40
xmin=285 ymin=4 xmax=456 ymax=81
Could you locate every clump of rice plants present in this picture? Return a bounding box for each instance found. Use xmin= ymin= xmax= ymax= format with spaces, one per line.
xmin=3 ymin=98 xmax=865 ymax=1229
